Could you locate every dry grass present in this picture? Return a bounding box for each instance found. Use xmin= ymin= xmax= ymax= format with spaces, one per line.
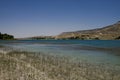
xmin=0 ymin=48 xmax=120 ymax=80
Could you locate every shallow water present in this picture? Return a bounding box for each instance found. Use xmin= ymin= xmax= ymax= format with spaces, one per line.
xmin=0 ymin=40 xmax=120 ymax=65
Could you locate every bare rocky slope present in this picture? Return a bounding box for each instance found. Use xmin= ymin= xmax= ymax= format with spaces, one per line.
xmin=55 ymin=21 xmax=120 ymax=40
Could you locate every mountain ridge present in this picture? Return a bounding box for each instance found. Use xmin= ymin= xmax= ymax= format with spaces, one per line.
xmin=16 ymin=21 xmax=120 ymax=40
xmin=55 ymin=21 xmax=120 ymax=40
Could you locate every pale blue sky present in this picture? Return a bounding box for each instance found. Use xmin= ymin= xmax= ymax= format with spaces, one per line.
xmin=0 ymin=0 xmax=120 ymax=38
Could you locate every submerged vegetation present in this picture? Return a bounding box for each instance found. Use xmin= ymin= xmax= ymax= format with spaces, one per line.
xmin=0 ymin=47 xmax=120 ymax=80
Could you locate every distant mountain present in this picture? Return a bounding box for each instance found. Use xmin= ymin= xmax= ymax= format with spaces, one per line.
xmin=17 ymin=21 xmax=120 ymax=40
xmin=55 ymin=21 xmax=120 ymax=40
xmin=17 ymin=36 xmax=54 ymax=40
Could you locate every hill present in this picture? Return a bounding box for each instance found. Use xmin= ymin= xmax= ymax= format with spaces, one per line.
xmin=0 ymin=32 xmax=14 ymax=40
xmin=55 ymin=21 xmax=120 ymax=40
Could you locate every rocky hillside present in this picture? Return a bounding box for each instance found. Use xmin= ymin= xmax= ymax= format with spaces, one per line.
xmin=55 ymin=21 xmax=120 ymax=40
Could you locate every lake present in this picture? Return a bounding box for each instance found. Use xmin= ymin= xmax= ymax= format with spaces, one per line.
xmin=0 ymin=40 xmax=120 ymax=65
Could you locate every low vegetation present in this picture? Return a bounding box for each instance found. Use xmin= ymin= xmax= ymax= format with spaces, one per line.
xmin=0 ymin=32 xmax=14 ymax=40
xmin=0 ymin=47 xmax=120 ymax=80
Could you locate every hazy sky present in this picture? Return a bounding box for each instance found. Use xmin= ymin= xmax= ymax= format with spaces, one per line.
xmin=0 ymin=0 xmax=120 ymax=38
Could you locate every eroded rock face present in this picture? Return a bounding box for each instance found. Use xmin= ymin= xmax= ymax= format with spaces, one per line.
xmin=55 ymin=21 xmax=120 ymax=40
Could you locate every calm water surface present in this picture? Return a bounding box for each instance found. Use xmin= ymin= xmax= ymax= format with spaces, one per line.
xmin=0 ymin=40 xmax=120 ymax=65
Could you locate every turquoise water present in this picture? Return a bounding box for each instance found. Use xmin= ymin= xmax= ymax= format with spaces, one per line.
xmin=0 ymin=40 xmax=120 ymax=65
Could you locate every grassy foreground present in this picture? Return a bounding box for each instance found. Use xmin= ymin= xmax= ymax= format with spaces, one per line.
xmin=0 ymin=47 xmax=120 ymax=80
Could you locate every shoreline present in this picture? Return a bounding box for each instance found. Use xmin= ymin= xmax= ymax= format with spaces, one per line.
xmin=0 ymin=47 xmax=120 ymax=80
